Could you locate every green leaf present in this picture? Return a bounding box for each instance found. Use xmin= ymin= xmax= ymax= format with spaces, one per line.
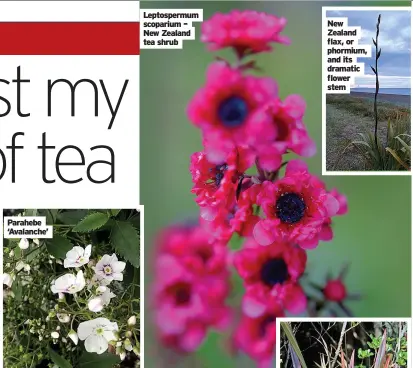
xmin=11 ymin=279 xmax=22 ymax=302
xmin=57 ymin=210 xmax=89 ymax=225
xmin=46 ymin=235 xmax=73 ymax=259
xmin=73 ymin=212 xmax=110 ymax=233
xmin=24 ymin=209 xmax=38 ymax=216
xmin=111 ymin=221 xmax=140 ymax=268
xmin=25 ymin=245 xmax=43 ymax=262
xmin=78 ymin=352 xmax=120 ymax=368
xmin=47 ymin=346 xmax=73 ymax=368
xmin=110 ymin=209 xmax=121 ymax=217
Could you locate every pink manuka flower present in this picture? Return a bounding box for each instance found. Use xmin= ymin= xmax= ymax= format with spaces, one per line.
xmin=251 ymin=95 xmax=316 ymax=171
xmin=190 ymin=147 xmax=254 ymax=221
xmin=187 ymin=61 xmax=278 ymax=163
xmin=319 ymin=188 xmax=348 ymax=241
xmin=157 ymin=225 xmax=229 ymax=276
xmin=201 ymin=10 xmax=290 ymax=56
xmin=253 ymin=160 xmax=340 ymax=249
xmin=233 ymin=238 xmax=307 ymax=317
xmin=232 ymin=307 xmax=284 ymax=368
xmin=199 ymin=184 xmax=260 ymax=242
xmin=153 ymin=225 xmax=231 ymax=352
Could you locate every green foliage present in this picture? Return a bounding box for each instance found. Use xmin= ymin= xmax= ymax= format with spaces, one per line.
xmin=78 ymin=352 xmax=121 ymax=368
xmin=351 ymin=118 xmax=410 ymax=171
xmin=46 ymin=234 xmax=73 ymax=258
xmin=358 ymin=348 xmax=373 ymax=359
xmin=111 ymin=221 xmax=140 ymax=268
xmin=48 ymin=347 xmax=73 ymax=368
xmin=72 ymin=212 xmax=110 ymax=232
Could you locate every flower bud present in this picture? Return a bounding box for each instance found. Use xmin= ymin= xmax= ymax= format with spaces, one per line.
xmin=127 ymin=315 xmax=137 ymax=326
xmin=51 ymin=331 xmax=59 ymax=339
xmin=19 ymin=238 xmax=29 ymax=250
xmin=57 ymin=313 xmax=71 ymax=323
xmin=68 ymin=330 xmax=78 ymax=345
xmin=124 ymin=338 xmax=133 ymax=351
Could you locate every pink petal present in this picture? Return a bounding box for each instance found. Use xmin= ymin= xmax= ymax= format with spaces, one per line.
xmin=284 ymin=285 xmax=307 ymax=314
xmin=253 ymin=221 xmax=275 ymax=246
xmin=325 ymin=194 xmax=339 ymax=216
xmin=242 ymin=295 xmax=266 ymax=318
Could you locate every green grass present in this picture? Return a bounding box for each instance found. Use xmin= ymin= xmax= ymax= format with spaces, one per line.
xmin=326 ymin=94 xmax=411 ymax=122
xmin=326 ymin=94 xmax=411 ymax=171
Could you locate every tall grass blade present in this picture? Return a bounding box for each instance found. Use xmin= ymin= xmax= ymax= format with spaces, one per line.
xmin=289 ymin=343 xmax=302 ymax=368
xmin=348 ymin=350 xmax=355 ymax=368
xmin=281 ymin=322 xmax=308 ymax=368
xmin=374 ymin=329 xmax=387 ymax=368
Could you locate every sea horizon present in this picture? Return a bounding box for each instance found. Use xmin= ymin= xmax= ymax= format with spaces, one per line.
xmin=351 ymin=87 xmax=411 ymax=96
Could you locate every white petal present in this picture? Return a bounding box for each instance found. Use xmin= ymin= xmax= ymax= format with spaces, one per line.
xmin=64 ymin=259 xmax=78 ymax=268
xmin=112 ymin=261 xmax=126 ymax=273
xmin=84 ymin=334 xmax=108 ymax=354
xmin=77 ymin=320 xmax=94 ymax=340
xmin=103 ymin=330 xmax=116 ymax=342
xmin=66 ymin=247 xmax=83 ymax=260
xmin=84 ymin=244 xmax=92 ymax=259
xmin=88 ymin=297 xmax=104 ymax=312
xmin=112 ymin=273 xmax=123 ymax=282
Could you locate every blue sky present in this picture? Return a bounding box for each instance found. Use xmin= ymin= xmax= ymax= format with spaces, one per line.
xmin=327 ymin=9 xmax=411 ymax=89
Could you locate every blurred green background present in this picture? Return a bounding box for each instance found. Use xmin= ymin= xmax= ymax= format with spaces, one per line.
xmin=141 ymin=1 xmax=411 ymax=366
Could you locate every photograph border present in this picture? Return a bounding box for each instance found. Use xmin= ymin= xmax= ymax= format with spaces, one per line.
xmin=0 ymin=205 xmax=144 ymax=367
xmin=276 ymin=317 xmax=412 ymax=368
xmin=321 ymin=6 xmax=412 ymax=176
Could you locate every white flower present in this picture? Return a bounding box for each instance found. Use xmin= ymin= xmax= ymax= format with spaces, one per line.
xmin=119 ymin=351 xmax=126 ymax=361
xmin=57 ymin=313 xmax=71 ymax=323
xmin=94 ymin=254 xmax=126 ymax=282
xmin=15 ymin=261 xmax=27 ymax=271
xmin=88 ymin=274 xmax=111 ymax=289
xmin=88 ymin=287 xmax=116 ymax=312
xmin=64 ymin=244 xmax=92 ymax=268
xmin=77 ymin=318 xmax=118 ymax=354
xmin=51 ymin=271 xmax=86 ymax=294
xmin=68 ymin=330 xmax=78 ymax=345
xmin=3 ymin=273 xmax=13 ymax=288
xmin=51 ymin=331 xmax=60 ymax=339
xmin=19 ymin=238 xmax=29 ymax=250
xmin=127 ymin=316 xmax=137 ymax=326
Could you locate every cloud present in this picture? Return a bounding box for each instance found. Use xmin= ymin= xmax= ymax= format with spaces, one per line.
xmin=327 ymin=9 xmax=411 ymax=88
xmin=352 ymin=75 xmax=410 ymax=88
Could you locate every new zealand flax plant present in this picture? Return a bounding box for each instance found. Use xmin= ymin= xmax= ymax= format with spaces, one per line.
xmin=372 ymin=14 xmax=381 ymax=148
xmin=348 ymin=14 xmax=411 ymax=171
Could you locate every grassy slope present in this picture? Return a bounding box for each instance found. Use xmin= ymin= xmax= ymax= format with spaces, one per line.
xmin=326 ymin=94 xmax=411 ymax=171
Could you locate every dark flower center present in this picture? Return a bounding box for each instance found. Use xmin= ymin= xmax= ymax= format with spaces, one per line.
xmin=218 ymin=96 xmax=248 ymax=128
xmin=275 ymin=192 xmax=306 ymax=224
xmin=258 ymin=315 xmax=276 ymax=337
xmin=260 ymin=258 xmax=289 ymax=287
xmin=213 ymin=164 xmax=228 ymax=187
xmin=196 ymin=246 xmax=213 ymax=264
xmin=171 ymin=282 xmax=191 ymax=306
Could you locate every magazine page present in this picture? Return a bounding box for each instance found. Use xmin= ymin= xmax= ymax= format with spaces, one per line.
xmin=0 ymin=1 xmax=412 ymax=368
xmin=0 ymin=2 xmax=142 ymax=367
xmin=140 ymin=1 xmax=412 ymax=368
